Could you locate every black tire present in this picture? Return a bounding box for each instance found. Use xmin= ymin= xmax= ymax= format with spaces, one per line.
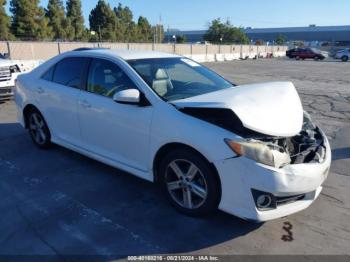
xmin=158 ymin=148 xmax=220 ymax=216
xmin=342 ymin=56 xmax=349 ymax=62
xmin=26 ymin=109 xmax=52 ymax=149
xmin=295 ymin=56 xmax=301 ymax=60
xmin=314 ymin=56 xmax=319 ymax=61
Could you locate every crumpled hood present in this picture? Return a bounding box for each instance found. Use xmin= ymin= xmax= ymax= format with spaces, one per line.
xmin=172 ymin=81 xmax=304 ymax=137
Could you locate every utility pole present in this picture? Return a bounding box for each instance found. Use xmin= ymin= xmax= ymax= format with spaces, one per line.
xmin=155 ymin=26 xmax=158 ymax=44
xmin=159 ymin=14 xmax=162 ymax=43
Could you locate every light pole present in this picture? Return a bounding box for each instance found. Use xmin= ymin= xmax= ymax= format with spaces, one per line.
xmin=220 ymin=36 xmax=223 ymax=53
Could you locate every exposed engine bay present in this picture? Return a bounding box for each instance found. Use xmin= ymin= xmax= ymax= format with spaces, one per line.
xmin=256 ymin=113 xmax=326 ymax=166
xmin=179 ymin=107 xmax=326 ymax=167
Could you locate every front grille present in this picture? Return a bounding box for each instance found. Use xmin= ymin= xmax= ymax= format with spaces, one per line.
xmin=276 ymin=194 xmax=305 ymax=206
xmin=0 ymin=88 xmax=12 ymax=94
xmin=252 ymin=189 xmax=307 ymax=210
xmin=0 ymin=66 xmax=12 ymax=82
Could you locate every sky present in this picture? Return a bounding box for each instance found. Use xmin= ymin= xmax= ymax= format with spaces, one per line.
xmin=6 ymin=0 xmax=350 ymax=30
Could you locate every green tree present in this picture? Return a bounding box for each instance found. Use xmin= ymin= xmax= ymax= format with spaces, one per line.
xmin=176 ymin=35 xmax=187 ymax=43
xmin=10 ymin=0 xmax=52 ymax=40
xmin=89 ymin=0 xmax=120 ymax=42
xmin=0 ymin=0 xmax=12 ymax=40
xmin=63 ymin=17 xmax=75 ymax=40
xmin=276 ymin=34 xmax=287 ymax=45
xmin=46 ymin=0 xmax=67 ymax=40
xmin=204 ymin=18 xmax=249 ymax=44
xmin=66 ymin=0 xmax=85 ymax=40
xmin=114 ymin=3 xmax=138 ymax=42
xmin=137 ymin=16 xmax=152 ymax=42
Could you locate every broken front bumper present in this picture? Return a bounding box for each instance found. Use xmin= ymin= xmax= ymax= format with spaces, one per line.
xmin=215 ymin=131 xmax=331 ymax=222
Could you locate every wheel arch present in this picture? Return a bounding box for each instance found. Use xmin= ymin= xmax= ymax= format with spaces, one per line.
xmin=152 ymin=142 xmax=222 ymax=195
xmin=22 ymin=104 xmax=49 ymax=130
xmin=23 ymin=104 xmax=40 ymax=128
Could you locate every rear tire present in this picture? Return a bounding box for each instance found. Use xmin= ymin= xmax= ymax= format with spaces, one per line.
xmin=158 ymin=148 xmax=220 ymax=216
xmin=26 ymin=109 xmax=52 ymax=149
xmin=342 ymin=56 xmax=349 ymax=62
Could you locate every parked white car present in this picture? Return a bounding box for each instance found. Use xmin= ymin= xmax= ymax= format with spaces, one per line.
xmin=15 ymin=49 xmax=331 ymax=222
xmin=334 ymin=48 xmax=350 ymax=62
xmin=0 ymin=58 xmax=40 ymax=101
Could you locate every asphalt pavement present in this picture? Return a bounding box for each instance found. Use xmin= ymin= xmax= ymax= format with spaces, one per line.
xmin=0 ymin=59 xmax=349 ymax=258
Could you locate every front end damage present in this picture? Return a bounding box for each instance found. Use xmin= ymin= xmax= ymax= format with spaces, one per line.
xmin=179 ymin=107 xmax=327 ymax=168
xmin=240 ymin=112 xmax=327 ymax=168
xmin=178 ymin=107 xmax=331 ymax=222
xmin=173 ymin=82 xmax=331 ymax=221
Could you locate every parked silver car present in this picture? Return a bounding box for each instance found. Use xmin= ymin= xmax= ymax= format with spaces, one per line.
xmin=334 ymin=48 xmax=350 ymax=62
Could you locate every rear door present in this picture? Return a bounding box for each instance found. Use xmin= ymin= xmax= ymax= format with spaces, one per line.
xmin=37 ymin=57 xmax=90 ymax=146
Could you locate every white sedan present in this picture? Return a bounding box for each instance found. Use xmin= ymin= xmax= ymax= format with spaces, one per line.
xmin=334 ymin=48 xmax=350 ymax=62
xmin=15 ymin=49 xmax=331 ymax=222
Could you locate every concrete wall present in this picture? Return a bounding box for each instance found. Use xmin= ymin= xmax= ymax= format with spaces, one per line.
xmin=0 ymin=41 xmax=288 ymax=62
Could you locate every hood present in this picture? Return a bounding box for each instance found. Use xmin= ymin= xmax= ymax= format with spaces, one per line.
xmin=172 ymin=82 xmax=304 ymax=137
xmin=0 ymin=59 xmax=16 ymax=67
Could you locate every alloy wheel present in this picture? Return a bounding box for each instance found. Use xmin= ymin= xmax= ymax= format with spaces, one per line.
xmin=29 ymin=112 xmax=47 ymax=145
xmin=165 ymin=159 xmax=208 ymax=209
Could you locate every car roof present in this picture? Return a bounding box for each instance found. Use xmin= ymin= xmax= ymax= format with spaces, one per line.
xmin=70 ymin=48 xmax=182 ymax=60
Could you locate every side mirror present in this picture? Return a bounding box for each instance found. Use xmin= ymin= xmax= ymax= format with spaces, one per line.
xmin=113 ymin=89 xmax=141 ymax=104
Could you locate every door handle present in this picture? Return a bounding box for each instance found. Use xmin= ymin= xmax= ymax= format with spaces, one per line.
xmin=80 ymin=99 xmax=91 ymax=108
xmin=36 ymin=87 xmax=45 ymax=94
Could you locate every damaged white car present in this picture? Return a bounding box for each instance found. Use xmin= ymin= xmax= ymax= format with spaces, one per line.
xmin=15 ymin=49 xmax=331 ymax=222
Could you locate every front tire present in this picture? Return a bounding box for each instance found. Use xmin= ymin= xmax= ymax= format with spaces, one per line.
xmin=159 ymin=148 xmax=220 ymax=216
xmin=342 ymin=56 xmax=349 ymax=62
xmin=27 ymin=109 xmax=52 ymax=149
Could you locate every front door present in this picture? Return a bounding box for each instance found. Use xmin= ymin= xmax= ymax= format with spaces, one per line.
xmin=78 ymin=58 xmax=154 ymax=172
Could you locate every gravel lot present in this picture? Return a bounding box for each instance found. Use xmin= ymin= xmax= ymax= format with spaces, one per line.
xmin=0 ymin=59 xmax=349 ymax=258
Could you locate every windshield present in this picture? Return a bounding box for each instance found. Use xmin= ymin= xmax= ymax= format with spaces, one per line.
xmin=128 ymin=58 xmax=234 ymax=101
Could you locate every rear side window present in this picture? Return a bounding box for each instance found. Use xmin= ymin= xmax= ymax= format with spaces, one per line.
xmin=52 ymin=57 xmax=89 ymax=89
xmin=42 ymin=66 xmax=54 ymax=81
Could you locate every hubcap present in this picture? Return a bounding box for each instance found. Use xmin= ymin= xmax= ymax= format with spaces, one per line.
xmin=165 ymin=159 xmax=208 ymax=209
xmin=29 ymin=113 xmax=46 ymax=145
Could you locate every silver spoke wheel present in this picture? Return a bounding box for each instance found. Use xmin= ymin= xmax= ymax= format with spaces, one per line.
xmin=165 ymin=159 xmax=208 ymax=209
xmin=29 ymin=113 xmax=46 ymax=145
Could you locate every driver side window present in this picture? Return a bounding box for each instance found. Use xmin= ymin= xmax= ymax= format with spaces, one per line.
xmin=87 ymin=59 xmax=137 ymax=98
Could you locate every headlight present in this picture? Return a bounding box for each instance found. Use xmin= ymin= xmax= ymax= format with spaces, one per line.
xmin=10 ymin=65 xmax=20 ymax=73
xmin=225 ymin=139 xmax=290 ymax=168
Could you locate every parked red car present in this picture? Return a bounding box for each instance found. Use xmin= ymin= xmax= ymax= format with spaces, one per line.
xmin=286 ymin=48 xmax=326 ymax=60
